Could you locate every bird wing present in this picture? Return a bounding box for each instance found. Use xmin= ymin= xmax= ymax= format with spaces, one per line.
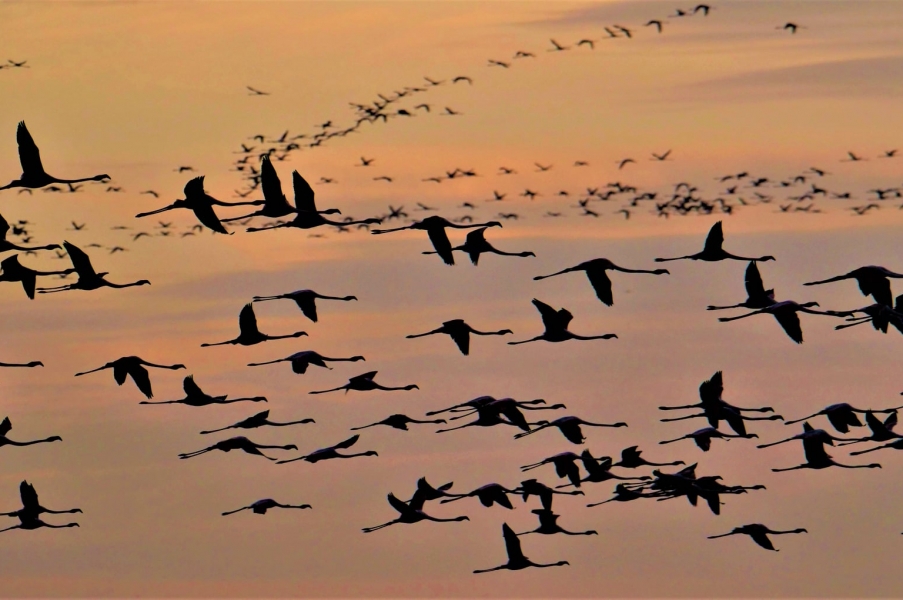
xmin=773 ymin=309 xmax=804 ymax=344
xmin=699 ymin=371 xmax=723 ymax=403
xmin=531 ymin=298 xmax=571 ymax=331
xmin=0 ymin=417 xmax=10 ymax=436
xmin=696 ymin=435 xmax=712 ymax=452
xmin=427 ymin=226 xmax=454 ymax=265
xmin=16 ymin=121 xmax=46 ymax=176
xmin=19 ymin=481 xmax=38 ymax=509
xmin=192 ymin=203 xmax=229 ymax=234
xmin=886 ymin=411 xmax=898 ymax=430
xmin=129 ymin=364 xmax=153 ymax=399
xmin=349 ymin=371 xmax=378 ymax=385
xmin=561 ymin=422 xmax=584 ymax=444
xmin=749 ymin=531 xmax=776 ymax=551
xmin=183 ymin=375 xmax=203 ymax=397
xmin=0 ymin=255 xmax=21 ymax=273
xmin=496 ymin=404 xmax=530 ymax=431
xmin=183 ymin=176 xmax=205 ymax=198
xmin=331 ymin=434 xmax=360 ymax=450
xmin=448 ymin=327 xmax=470 ymax=355
xmin=621 ymin=446 xmax=640 ymax=461
xmin=702 ymin=221 xmax=724 ymax=253
xmin=860 ymin=276 xmax=892 ymax=307
xmin=290 ymin=358 xmax=310 ymax=374
xmin=292 ymin=171 xmax=316 ymax=212
xmin=502 ymin=523 xmax=526 ymax=561
xmin=63 ymin=242 xmax=98 ymax=278
xmin=387 ymin=493 xmax=410 ymax=515
xmin=744 ymin=261 xmax=766 ymax=298
xmin=295 ymin=296 xmax=318 ymax=322
xmin=238 ymin=303 xmax=260 ymax=336
xmin=585 ymin=269 xmax=614 ymax=306
xmin=260 ymin=157 xmax=286 ymax=207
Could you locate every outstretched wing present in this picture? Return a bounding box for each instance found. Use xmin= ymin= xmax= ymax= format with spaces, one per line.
xmin=292 ymin=171 xmax=316 ymax=212
xmin=532 ymin=298 xmax=571 ymax=331
xmin=331 ymin=434 xmax=360 ymax=450
xmin=294 ymin=296 xmax=318 ymax=322
xmin=699 ymin=371 xmax=723 ymax=404
xmin=744 ymin=261 xmax=766 ymax=299
xmin=349 ymin=371 xmax=378 ymax=385
xmin=238 ymin=303 xmax=260 ymax=336
xmin=702 ymin=221 xmax=724 ymax=254
xmin=192 ymin=203 xmax=229 ymax=234
xmin=465 ymin=227 xmax=488 ymax=246
xmin=19 ymin=480 xmax=38 ymax=509
xmin=427 ymin=227 xmax=454 ymax=265
xmin=387 ymin=493 xmax=410 ymax=515
xmin=17 ymin=121 xmax=46 ymax=176
xmin=0 ymin=417 xmax=10 ymax=436
xmin=260 ymin=156 xmax=287 ymax=207
xmin=585 ymin=269 xmax=614 ymax=306
xmin=773 ymin=310 xmax=803 ymax=344
xmin=183 ymin=375 xmax=204 ymax=397
xmin=749 ymin=531 xmax=776 ymax=551
xmin=183 ymin=176 xmax=205 ymax=199
xmin=447 ymin=327 xmax=470 ymax=355
xmin=129 ymin=364 xmax=153 ymax=399
xmin=502 ymin=523 xmax=526 ymax=562
xmin=62 ymin=241 xmax=98 ymax=278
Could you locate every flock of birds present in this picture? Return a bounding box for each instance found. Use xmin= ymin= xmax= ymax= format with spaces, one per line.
xmin=2 ymin=1 xmax=901 ymax=580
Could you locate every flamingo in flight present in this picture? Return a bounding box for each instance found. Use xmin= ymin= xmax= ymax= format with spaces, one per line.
xmin=613 ymin=446 xmax=685 ymax=469
xmin=0 ymin=359 xmax=43 ymax=368
xmin=222 ymin=499 xmax=311 ymax=516
xmin=362 ymin=493 xmax=469 ymax=533
xmin=179 ymin=436 xmax=297 ymax=461
xmin=75 ymin=356 xmax=186 ymax=399
xmin=514 ymin=415 xmax=628 ymax=444
xmin=221 ymin=157 xmax=300 ymax=223
xmin=534 ymin=258 xmax=669 ymax=306
xmin=140 ymin=375 xmax=267 ymax=406
xmin=201 ymin=410 xmax=314 ymax=435
xmin=252 ymin=289 xmax=357 ymax=322
xmin=660 ymin=427 xmax=757 ymax=452
xmin=276 ymin=434 xmax=378 ymax=464
xmin=201 ymin=304 xmax=307 ymax=347
xmin=513 ymin=479 xmax=584 ymax=511
xmin=769 ymin=430 xmax=881 ymax=472
xmin=655 ymin=222 xmax=775 ymax=263
xmin=0 ymin=417 xmax=62 ymax=449
xmin=406 ymin=319 xmax=512 ymax=355
xmin=803 ymin=266 xmax=903 ymax=307
xmin=0 ymin=514 xmax=79 ymax=534
xmin=717 ymin=300 xmax=836 ymax=344
xmin=0 ymin=255 xmax=74 ymax=299
xmin=707 ymin=261 xmax=777 ymax=311
xmin=439 ymin=483 xmax=518 ymax=509
xmin=247 ymin=350 xmax=365 ymax=374
xmin=0 ymin=214 xmax=61 ymax=254
xmin=0 ymin=481 xmax=81 ymax=520
xmin=783 ymin=403 xmax=903 ymax=434
xmin=708 ymin=524 xmax=807 ymax=551
xmin=473 ymin=523 xmax=569 ymax=573
xmin=135 ymin=176 xmax=263 ymax=234
xmin=516 ymin=509 xmax=597 ymax=537
xmin=0 ymin=121 xmax=110 ymax=192
xmin=421 ymin=227 xmax=535 ymax=265
xmin=508 ymin=299 xmax=617 ymax=345
xmin=308 ymin=371 xmax=418 ymax=395
xmin=371 ymin=215 xmax=502 ymax=265
xmin=37 ymin=242 xmax=150 ymax=294
xmin=350 ymin=413 xmax=446 ymax=431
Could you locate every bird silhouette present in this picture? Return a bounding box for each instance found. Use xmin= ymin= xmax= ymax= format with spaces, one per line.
xmin=309 ymin=371 xmax=418 ymax=395
xmin=75 ymin=356 xmax=185 ymax=399
xmin=222 ymin=498 xmax=311 ymax=516
xmin=276 ymin=434 xmax=378 ymax=464
xmin=350 ymin=413 xmax=446 ymax=431
xmin=201 ymin=304 xmax=307 ymax=347
xmin=222 ymin=157 xmax=300 ymax=222
xmin=439 ymin=483 xmax=518 ymax=509
xmin=136 ymin=176 xmax=262 ymax=234
xmin=768 ymin=425 xmax=881 ymax=472
xmin=140 ymin=375 xmax=267 ymax=406
xmin=251 ymin=289 xmax=357 ymax=322
xmin=37 ymin=242 xmax=150 ymax=293
xmin=362 ymin=493 xmax=469 ymax=533
xmin=655 ymin=222 xmax=775 ymax=262
xmin=247 ymin=350 xmax=365 ymax=374
xmin=508 ymin=299 xmax=617 ymax=344
xmin=613 ymin=446 xmax=685 ymax=469
xmin=0 ymin=360 xmax=43 ymax=368
xmin=660 ymin=427 xmax=757 ymax=452
xmin=372 ymin=216 xmax=502 ymax=265
xmin=0 ymin=481 xmax=81 ymax=520
xmin=708 ymin=524 xmax=807 ymax=551
xmin=707 ymin=261 xmax=776 ymax=311
xmin=179 ymin=436 xmax=296 ymax=460
xmin=422 ymin=227 xmax=535 ymax=265
xmin=717 ymin=300 xmax=836 ymax=343
xmin=514 ymin=415 xmax=627 ymax=444
xmin=516 ymin=509 xmax=597 ymax=536
xmin=0 ymin=122 xmax=109 ymax=192
xmin=200 ymin=410 xmax=314 ymax=434
xmin=473 ymin=523 xmax=569 ymax=573
xmin=0 ymin=255 xmax=74 ymax=299
xmin=783 ymin=403 xmax=903 ymax=434
xmin=803 ymin=266 xmax=903 ymax=308
xmin=0 ymin=417 xmax=62 ymax=449
xmin=0 ymin=514 xmax=79 ymax=534
xmin=534 ymin=258 xmax=668 ymax=306
xmin=406 ymin=319 xmax=512 ymax=355
xmin=521 ymin=452 xmax=585 ymax=488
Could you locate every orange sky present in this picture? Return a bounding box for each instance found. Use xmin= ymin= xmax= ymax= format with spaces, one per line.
xmin=2 ymin=1 xmax=903 ymax=597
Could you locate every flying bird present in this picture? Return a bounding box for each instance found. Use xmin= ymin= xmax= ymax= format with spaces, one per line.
xmin=406 ymin=319 xmax=512 ymax=355
xmin=708 ymin=524 xmax=807 ymax=551
xmin=37 ymin=242 xmax=150 ymax=293
xmin=534 ymin=258 xmax=668 ymax=306
xmin=655 ymin=222 xmax=776 ymax=263
xmin=140 ymin=375 xmax=267 ymax=406
xmin=222 ymin=499 xmax=311 ymax=516
xmin=252 ymin=289 xmax=357 ymax=322
xmin=276 ymin=434 xmax=378 ymax=464
xmin=74 ymin=356 xmax=186 ymax=399
xmin=473 ymin=523 xmax=569 ymax=573
xmin=508 ymin=299 xmax=617 ymax=345
xmin=247 ymin=351 xmax=365 ymax=374
xmin=201 ymin=304 xmax=307 ymax=347
xmin=308 ymin=371 xmax=418 ymax=395
xmin=200 ymin=410 xmax=314 ymax=435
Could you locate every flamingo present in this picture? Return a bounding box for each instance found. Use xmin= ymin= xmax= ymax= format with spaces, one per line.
xmin=707 ymin=261 xmax=777 ymax=311
xmin=221 ymin=157 xmax=300 ymax=222
xmin=421 ymin=227 xmax=535 ymax=265
xmin=513 ymin=479 xmax=584 ymax=511
xmin=201 ymin=410 xmax=314 ymax=434
xmin=135 ymin=176 xmax=263 ymax=234
xmin=783 ymin=403 xmax=903 ymax=434
xmin=0 ymin=121 xmax=109 ymax=192
xmin=769 ymin=430 xmax=881 ymax=472
xmin=660 ymin=427 xmax=756 ymax=452
xmin=508 ymin=299 xmax=617 ymax=345
xmin=473 ymin=523 xmax=569 ymax=573
xmin=350 ymin=414 xmax=446 ymax=431
xmin=717 ymin=300 xmax=836 ymax=344
xmin=0 ymin=514 xmax=79 ymax=533
xmin=362 ymin=493 xmax=469 ymax=533
xmin=178 ymin=436 xmax=297 ymax=461
xmin=439 ymin=483 xmax=518 ymax=509
xmin=521 ymin=452 xmax=584 ymax=487
xmin=514 ymin=415 xmax=627 ymax=444
xmin=222 ymin=499 xmax=311 ymax=516
xmin=558 ymin=450 xmax=651 ymax=487
xmin=406 ymin=319 xmax=512 ymax=355
xmin=201 ymin=304 xmax=307 ymax=347
xmin=708 ymin=524 xmax=807 ymax=551
xmin=276 ymin=434 xmax=378 ymax=464
xmin=587 ymin=483 xmax=658 ymax=507
xmin=0 ymin=481 xmax=81 ymax=519
xmin=516 ymin=509 xmax=597 ymax=536
xmin=308 ymin=371 xmax=418 ymax=395
xmin=37 ymin=242 xmax=150 ymax=294
xmin=0 ymin=417 xmax=62 ymax=449
xmin=252 ymin=289 xmax=357 ymax=322
xmin=534 ymin=258 xmax=668 ymax=306
xmin=613 ymin=446 xmax=685 ymax=469
xmin=0 ymin=255 xmax=74 ymax=299
xmin=371 ymin=215 xmax=502 ymax=265
xmin=804 ymin=266 xmax=903 ymax=307
xmin=655 ymin=221 xmax=775 ymax=262
xmin=837 ymin=412 xmax=901 ymax=446
xmin=140 ymin=375 xmax=267 ymax=406
xmin=0 ymin=360 xmax=43 ymax=368
xmin=247 ymin=351 xmax=365 ymax=374
xmin=74 ymin=356 xmax=186 ymax=399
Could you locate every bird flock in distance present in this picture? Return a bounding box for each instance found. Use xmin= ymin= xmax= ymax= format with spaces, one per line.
xmin=4 ymin=1 xmax=903 ymax=579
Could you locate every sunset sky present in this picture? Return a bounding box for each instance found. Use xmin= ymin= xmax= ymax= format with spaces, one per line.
xmin=2 ymin=0 xmax=903 ymax=597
